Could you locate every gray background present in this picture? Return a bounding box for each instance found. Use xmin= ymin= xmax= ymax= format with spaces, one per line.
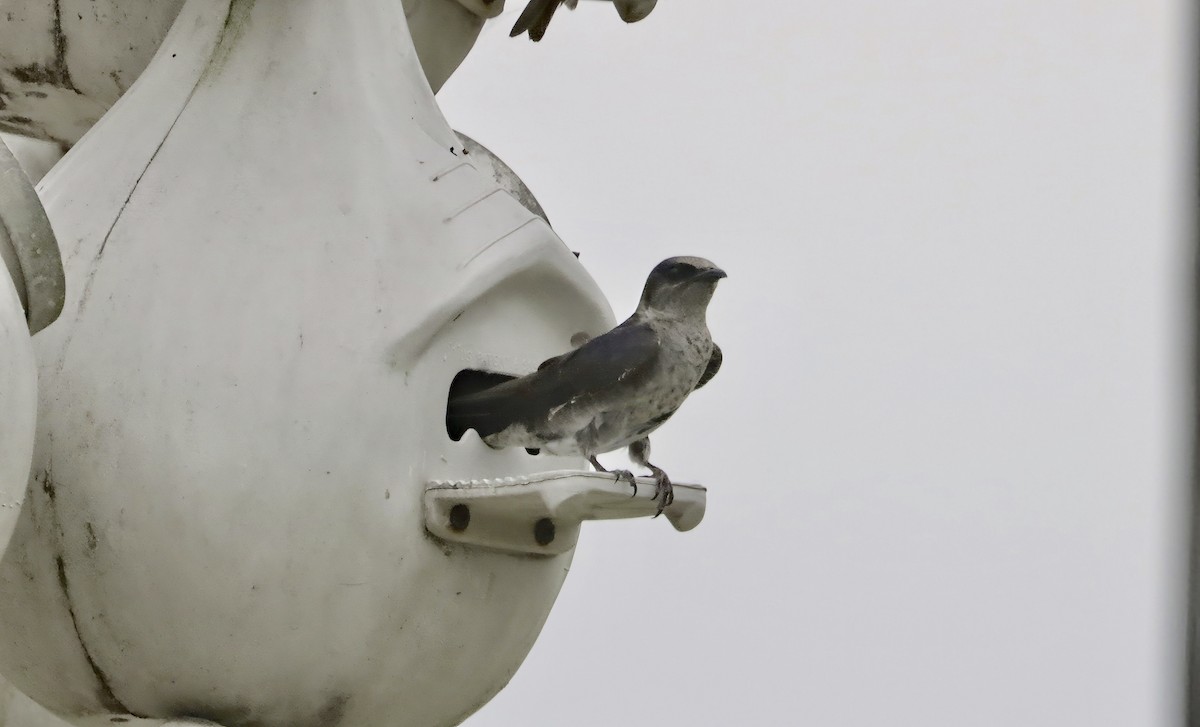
xmin=439 ymin=1 xmax=1189 ymax=725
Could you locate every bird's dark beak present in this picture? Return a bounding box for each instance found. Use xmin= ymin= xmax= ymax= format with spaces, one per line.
xmin=694 ymin=267 xmax=727 ymax=281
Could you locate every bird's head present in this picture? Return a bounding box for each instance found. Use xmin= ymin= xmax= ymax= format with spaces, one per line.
xmin=637 ymin=256 xmax=727 ymax=318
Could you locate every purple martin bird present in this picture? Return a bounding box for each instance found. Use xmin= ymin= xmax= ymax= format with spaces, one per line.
xmin=510 ymin=0 xmax=658 ymax=41
xmin=447 ymin=256 xmax=725 ymax=515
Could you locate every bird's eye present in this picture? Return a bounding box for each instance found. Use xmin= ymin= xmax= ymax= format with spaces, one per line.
xmin=656 ymin=261 xmax=696 ymax=281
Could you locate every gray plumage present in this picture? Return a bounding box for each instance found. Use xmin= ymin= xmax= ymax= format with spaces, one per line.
xmin=447 ymin=256 xmax=725 ymax=513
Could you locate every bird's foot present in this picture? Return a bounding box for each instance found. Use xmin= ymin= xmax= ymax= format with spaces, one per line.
xmin=591 ymin=456 xmax=638 ymax=497
xmin=612 ymin=469 xmax=638 ymax=497
xmin=647 ymin=466 xmax=673 ymax=517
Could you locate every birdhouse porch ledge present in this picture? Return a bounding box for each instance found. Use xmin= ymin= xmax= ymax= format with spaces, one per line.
xmin=424 ymin=470 xmax=707 ymax=555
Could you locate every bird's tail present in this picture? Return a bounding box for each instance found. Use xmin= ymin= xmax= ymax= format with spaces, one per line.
xmin=510 ymin=0 xmax=561 ymax=41
xmin=445 ymin=373 xmax=523 ymax=441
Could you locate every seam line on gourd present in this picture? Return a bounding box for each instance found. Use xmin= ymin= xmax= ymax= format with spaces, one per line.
xmin=82 ymin=0 xmax=240 ymax=300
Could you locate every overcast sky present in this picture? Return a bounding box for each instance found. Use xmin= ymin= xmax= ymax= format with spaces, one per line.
xmin=438 ymin=1 xmax=1191 ymax=725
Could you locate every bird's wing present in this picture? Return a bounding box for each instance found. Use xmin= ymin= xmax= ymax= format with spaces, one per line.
xmin=447 ymin=321 xmax=661 ymax=439
xmin=536 ymin=329 xmax=592 ymax=371
xmin=537 ymin=351 xmax=569 ymax=371
xmin=693 ymin=343 xmax=722 ymax=390
xmin=510 ymin=0 xmax=561 ymax=40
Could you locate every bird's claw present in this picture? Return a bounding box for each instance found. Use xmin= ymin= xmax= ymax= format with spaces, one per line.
xmin=649 ymin=468 xmax=673 ymax=518
xmin=612 ymin=469 xmax=638 ymax=497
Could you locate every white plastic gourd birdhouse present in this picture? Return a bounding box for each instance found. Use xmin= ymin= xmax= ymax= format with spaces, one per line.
xmin=0 ymin=0 xmax=494 ymax=148
xmin=0 ymin=136 xmax=57 ymax=562
xmin=0 ymin=243 xmax=33 ymax=556
xmin=0 ymin=1 xmax=706 ymax=726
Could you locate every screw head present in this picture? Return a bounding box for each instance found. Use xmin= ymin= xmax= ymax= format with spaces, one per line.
xmin=449 ymin=504 xmax=470 ymax=532
xmin=533 ymin=518 xmax=555 ymax=546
